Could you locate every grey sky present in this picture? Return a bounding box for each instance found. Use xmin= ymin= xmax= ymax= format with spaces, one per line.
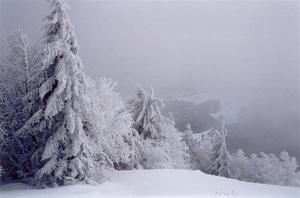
xmin=1 ymin=0 xmax=300 ymax=156
xmin=1 ymin=0 xmax=299 ymax=101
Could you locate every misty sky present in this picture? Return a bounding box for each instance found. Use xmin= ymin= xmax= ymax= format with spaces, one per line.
xmin=1 ymin=0 xmax=299 ymax=155
xmin=1 ymin=0 xmax=300 ymax=103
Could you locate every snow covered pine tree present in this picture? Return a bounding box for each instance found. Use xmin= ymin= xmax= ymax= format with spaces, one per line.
xmin=182 ymin=124 xmax=193 ymax=150
xmin=128 ymin=85 xmax=163 ymax=140
xmin=15 ymin=0 xmax=105 ymax=186
xmin=181 ymin=123 xmax=195 ymax=169
xmin=207 ymin=128 xmax=231 ymax=177
xmin=128 ymin=85 xmax=188 ymax=169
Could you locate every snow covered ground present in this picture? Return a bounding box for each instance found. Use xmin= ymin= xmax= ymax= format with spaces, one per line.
xmin=0 ymin=169 xmax=299 ymax=198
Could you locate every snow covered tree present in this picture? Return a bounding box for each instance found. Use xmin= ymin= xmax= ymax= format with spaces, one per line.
xmin=182 ymin=124 xmax=193 ymax=149
xmin=162 ymin=116 xmax=189 ymax=169
xmin=0 ymin=29 xmax=31 ymax=94
xmin=230 ymin=150 xmax=300 ymax=187
xmin=207 ymin=128 xmax=230 ymax=177
xmin=7 ymin=29 xmax=31 ymax=93
xmin=0 ymin=29 xmax=34 ymax=182
xmin=229 ymin=149 xmax=249 ymax=180
xmin=140 ymin=115 xmax=188 ymax=169
xmin=15 ymin=0 xmax=105 ymax=186
xmin=0 ymin=29 xmax=31 ymax=132
xmin=230 ymin=151 xmax=263 ymax=183
xmin=181 ymin=123 xmax=195 ymax=168
xmin=278 ymin=151 xmax=299 ymax=186
xmin=128 ymin=85 xmax=187 ymax=169
xmin=128 ymin=85 xmax=164 ymax=139
xmin=183 ymin=128 xmax=215 ymax=172
xmin=88 ymin=78 xmax=142 ymax=170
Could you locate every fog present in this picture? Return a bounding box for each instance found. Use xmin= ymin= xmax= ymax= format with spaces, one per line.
xmin=1 ymin=0 xmax=299 ymax=158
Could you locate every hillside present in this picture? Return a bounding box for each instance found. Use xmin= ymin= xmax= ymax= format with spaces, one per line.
xmin=1 ymin=169 xmax=299 ymax=198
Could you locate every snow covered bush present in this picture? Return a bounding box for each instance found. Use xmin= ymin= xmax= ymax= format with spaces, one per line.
xmin=128 ymin=86 xmax=188 ymax=169
xmin=88 ymin=78 xmax=142 ymax=170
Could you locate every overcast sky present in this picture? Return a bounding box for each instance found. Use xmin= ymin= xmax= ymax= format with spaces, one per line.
xmin=1 ymin=0 xmax=299 ymax=104
xmin=1 ymin=0 xmax=300 ymax=153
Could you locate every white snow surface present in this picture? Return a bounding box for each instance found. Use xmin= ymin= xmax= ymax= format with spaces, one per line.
xmin=0 ymin=169 xmax=299 ymax=198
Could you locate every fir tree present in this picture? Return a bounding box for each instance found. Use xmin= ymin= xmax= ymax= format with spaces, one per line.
xmin=229 ymin=149 xmax=248 ymax=179
xmin=128 ymin=85 xmax=164 ymax=139
xmin=182 ymin=123 xmax=194 ymax=150
xmin=181 ymin=123 xmax=194 ymax=168
xmin=230 ymin=150 xmax=300 ymax=187
xmin=207 ymin=128 xmax=230 ymax=177
xmin=279 ymin=151 xmax=299 ymax=186
xmin=128 ymin=85 xmax=187 ymax=169
xmin=16 ymin=0 xmax=103 ymax=186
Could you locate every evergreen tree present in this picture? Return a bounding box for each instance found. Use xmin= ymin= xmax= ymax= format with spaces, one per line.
xmin=163 ymin=115 xmax=189 ymax=169
xmin=207 ymin=128 xmax=230 ymax=177
xmin=181 ymin=123 xmax=194 ymax=168
xmin=128 ymin=85 xmax=187 ymax=169
xmin=128 ymin=85 xmax=164 ymax=139
xmin=279 ymin=151 xmax=299 ymax=186
xmin=182 ymin=123 xmax=193 ymax=149
xmin=185 ymin=128 xmax=217 ymax=172
xmin=229 ymin=149 xmax=248 ymax=180
xmin=16 ymin=0 xmax=104 ymax=186
xmin=230 ymin=150 xmax=300 ymax=187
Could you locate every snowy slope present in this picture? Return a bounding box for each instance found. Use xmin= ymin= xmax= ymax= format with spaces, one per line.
xmin=0 ymin=169 xmax=299 ymax=198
